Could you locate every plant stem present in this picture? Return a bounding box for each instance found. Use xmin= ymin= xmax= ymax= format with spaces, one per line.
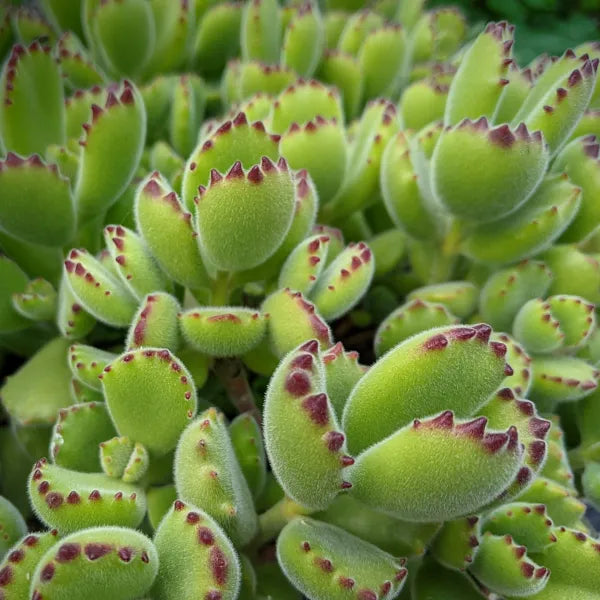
xmin=254 ymin=497 xmax=313 ymax=547
xmin=213 ymin=358 xmax=261 ymax=424
xmin=211 ymin=270 xmax=230 ymax=306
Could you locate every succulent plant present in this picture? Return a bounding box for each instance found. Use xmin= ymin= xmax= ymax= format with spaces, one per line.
xmin=2 ymin=1 xmax=600 ymax=599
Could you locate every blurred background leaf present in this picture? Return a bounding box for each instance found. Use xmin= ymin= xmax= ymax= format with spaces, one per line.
xmin=428 ymin=0 xmax=600 ymax=64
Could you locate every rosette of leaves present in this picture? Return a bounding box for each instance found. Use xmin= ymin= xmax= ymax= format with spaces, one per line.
xmin=1 ymin=4 xmax=600 ymax=600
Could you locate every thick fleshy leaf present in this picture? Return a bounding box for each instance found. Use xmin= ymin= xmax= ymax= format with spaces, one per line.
xmin=431 ymin=515 xmax=481 ymax=571
xmin=519 ymin=527 xmax=600 ymax=599
xmin=0 ymin=529 xmax=59 ymax=597
xmin=0 ymin=153 xmax=74 ymax=247
xmin=277 ymin=517 xmax=407 ymax=600
xmin=0 ymin=42 xmax=65 ymax=155
xmin=432 ymin=118 xmax=549 ymax=223
xmin=462 ymin=173 xmax=581 ymax=265
xmin=195 ymin=157 xmax=295 ymax=272
xmin=0 ymin=255 xmax=29 ymax=333
xmin=281 ymin=3 xmax=324 ymax=78
xmin=543 ymin=245 xmax=600 ymax=303
xmin=103 ymin=225 xmax=169 ymax=300
xmin=343 ymin=324 xmax=510 ymax=454
xmin=262 ymin=288 xmax=333 ymax=358
xmin=135 ymin=172 xmax=210 ymax=290
xmin=444 ymin=22 xmax=515 ymax=124
xmin=91 ymin=0 xmax=155 ymax=77
xmin=169 ymin=74 xmax=206 ymax=157
xmin=179 ymin=307 xmax=268 ymax=357
xmin=12 ymin=278 xmax=56 ymax=321
xmin=407 ymin=281 xmax=478 ymax=319
xmin=375 ymin=299 xmax=458 ymax=357
xmin=469 ymin=532 xmax=549 ymax=597
xmin=30 ymin=526 xmax=158 ymax=600
xmin=322 ymin=343 xmax=366 ymax=420
xmin=126 ymin=292 xmax=180 ymax=352
xmin=269 ymin=79 xmax=343 ymax=135
xmin=28 ymin=460 xmax=146 ymax=533
xmin=182 ymin=112 xmax=280 ymax=211
xmin=552 ymin=134 xmax=600 ymax=242
xmin=1 ymin=337 xmax=71 ymax=426
xmin=50 ymin=403 xmax=117 ymax=472
xmin=101 ymin=348 xmax=197 ymax=456
xmin=310 ymin=242 xmax=374 ymax=321
xmin=56 ymin=274 xmax=96 ymax=340
xmin=241 ymin=0 xmax=281 ymax=64
xmin=263 ymin=341 xmax=353 ymax=510
xmin=193 ymin=3 xmax=242 ymax=79
xmin=0 ymin=496 xmax=27 ymax=560
xmin=64 ymin=248 xmax=138 ymax=328
xmin=280 ymin=117 xmax=347 ymax=204
xmin=482 ymin=503 xmax=555 ymax=553
xmin=174 ymin=409 xmax=258 ymax=546
xmin=152 ymin=500 xmax=241 ymax=600
xmin=350 ymin=411 xmax=523 ymax=521
xmin=229 ymin=413 xmax=267 ymax=500
xmin=480 ymin=261 xmax=553 ymax=331
xmin=74 ymin=81 xmax=146 ymax=222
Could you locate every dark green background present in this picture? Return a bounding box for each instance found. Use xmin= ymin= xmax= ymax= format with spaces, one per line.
xmin=428 ymin=0 xmax=600 ymax=64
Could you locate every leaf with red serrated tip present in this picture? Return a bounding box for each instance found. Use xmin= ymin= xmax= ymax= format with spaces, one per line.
xmin=529 ymin=355 xmax=598 ymax=407
xmin=431 ymin=515 xmax=482 ymax=572
xmin=262 ymin=288 xmax=333 ymax=358
xmin=0 ymin=42 xmax=65 ymax=155
xmin=195 ymin=159 xmax=295 ymax=272
xmin=0 ymin=152 xmax=75 ymax=247
xmin=50 ymin=402 xmax=116 ymax=473
xmin=126 ymin=292 xmax=180 ymax=353
xmin=264 ymin=342 xmax=351 ymax=510
xmin=28 ymin=461 xmax=146 ymax=534
xmin=102 ymin=347 xmax=197 ymax=456
xmin=63 ymin=249 xmax=138 ymax=328
xmin=309 ymin=242 xmax=375 ymax=321
xmin=280 ymin=115 xmax=348 ymax=204
xmin=103 ymin=225 xmax=170 ymax=301
xmin=277 ymin=518 xmax=407 ymax=600
xmin=179 ymin=307 xmax=268 ymax=357
xmin=349 ymin=411 xmax=523 ymax=521
xmin=269 ymin=79 xmax=343 ymax=135
xmin=174 ymin=408 xmax=258 ymax=546
xmin=135 ymin=172 xmax=210 ymax=290
xmin=432 ymin=119 xmax=549 ymax=224
xmin=0 ymin=528 xmax=59 ymax=599
xmin=469 ymin=531 xmax=549 ymax=597
xmin=30 ymin=527 xmax=157 ymax=599
xmin=153 ymin=500 xmax=241 ymax=599
xmin=482 ymin=502 xmax=555 ymax=553
xmin=75 ymin=81 xmax=145 ymax=222
xmin=343 ymin=324 xmax=508 ymax=454
xmin=445 ymin=21 xmax=514 ymax=125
